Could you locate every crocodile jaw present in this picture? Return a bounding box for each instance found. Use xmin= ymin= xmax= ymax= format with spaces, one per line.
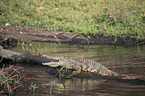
xmin=42 ymin=62 xmax=61 ymax=67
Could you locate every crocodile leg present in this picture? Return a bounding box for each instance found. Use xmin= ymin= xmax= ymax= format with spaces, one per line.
xmin=66 ymin=70 xmax=81 ymax=78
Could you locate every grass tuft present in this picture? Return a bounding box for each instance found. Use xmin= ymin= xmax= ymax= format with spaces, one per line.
xmin=0 ymin=65 xmax=25 ymax=95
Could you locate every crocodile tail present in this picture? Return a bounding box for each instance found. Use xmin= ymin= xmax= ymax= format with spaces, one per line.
xmin=97 ymin=67 xmax=120 ymax=77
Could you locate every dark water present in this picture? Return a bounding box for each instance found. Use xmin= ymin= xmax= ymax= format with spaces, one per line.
xmin=10 ymin=42 xmax=145 ymax=96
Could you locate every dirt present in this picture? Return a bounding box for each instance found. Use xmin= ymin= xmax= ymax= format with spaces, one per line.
xmin=0 ymin=26 xmax=144 ymax=48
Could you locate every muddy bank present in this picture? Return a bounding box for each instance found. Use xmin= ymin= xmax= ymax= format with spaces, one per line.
xmin=0 ymin=26 xmax=144 ymax=47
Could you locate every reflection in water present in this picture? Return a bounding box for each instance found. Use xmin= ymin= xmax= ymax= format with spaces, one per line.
xmin=10 ymin=42 xmax=145 ymax=95
xmin=41 ymin=78 xmax=106 ymax=94
xmin=61 ymin=78 xmax=106 ymax=92
xmin=43 ymin=78 xmax=145 ymax=95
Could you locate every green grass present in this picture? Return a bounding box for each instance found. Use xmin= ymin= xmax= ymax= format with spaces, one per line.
xmin=0 ymin=0 xmax=145 ymax=40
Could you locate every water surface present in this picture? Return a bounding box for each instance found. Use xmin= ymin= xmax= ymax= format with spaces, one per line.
xmin=10 ymin=42 xmax=145 ymax=96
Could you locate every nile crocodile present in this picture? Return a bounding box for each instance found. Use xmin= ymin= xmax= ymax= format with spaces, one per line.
xmin=42 ymin=54 xmax=136 ymax=79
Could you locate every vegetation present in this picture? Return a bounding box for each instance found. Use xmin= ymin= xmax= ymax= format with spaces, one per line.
xmin=0 ymin=0 xmax=145 ymax=40
xmin=0 ymin=66 xmax=24 ymax=95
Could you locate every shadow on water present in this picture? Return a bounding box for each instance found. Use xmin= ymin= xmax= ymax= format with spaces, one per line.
xmin=10 ymin=42 xmax=145 ymax=96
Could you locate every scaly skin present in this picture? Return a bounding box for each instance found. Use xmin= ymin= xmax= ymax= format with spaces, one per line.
xmin=42 ymin=54 xmax=120 ymax=78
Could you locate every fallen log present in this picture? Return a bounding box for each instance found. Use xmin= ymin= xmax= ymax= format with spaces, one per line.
xmin=0 ymin=45 xmax=57 ymax=65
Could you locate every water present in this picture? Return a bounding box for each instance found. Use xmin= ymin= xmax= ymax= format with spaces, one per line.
xmin=10 ymin=42 xmax=145 ymax=96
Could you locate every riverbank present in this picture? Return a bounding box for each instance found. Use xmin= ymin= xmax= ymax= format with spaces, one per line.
xmin=0 ymin=25 xmax=145 ymax=48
